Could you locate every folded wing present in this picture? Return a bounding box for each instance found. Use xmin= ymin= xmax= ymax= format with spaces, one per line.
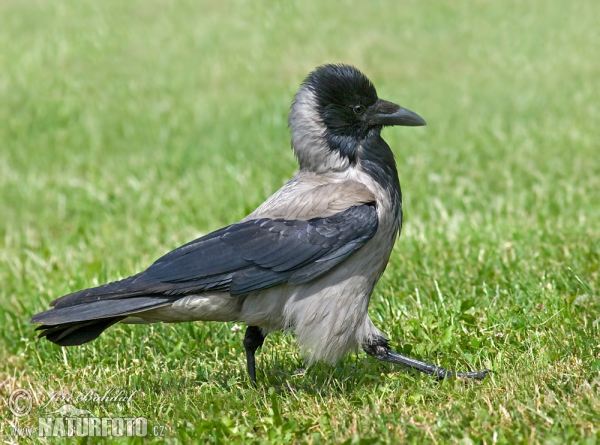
xmin=33 ymin=204 xmax=379 ymax=325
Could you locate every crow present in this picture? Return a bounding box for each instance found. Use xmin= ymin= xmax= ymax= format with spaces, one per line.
xmin=31 ymin=64 xmax=490 ymax=382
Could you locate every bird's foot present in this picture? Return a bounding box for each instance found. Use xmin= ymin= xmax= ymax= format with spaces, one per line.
xmin=363 ymin=336 xmax=491 ymax=380
xmin=431 ymin=367 xmax=492 ymax=381
xmin=244 ymin=326 xmax=266 ymax=384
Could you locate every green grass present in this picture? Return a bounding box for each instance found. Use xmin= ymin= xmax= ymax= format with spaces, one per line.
xmin=1 ymin=0 xmax=599 ymax=443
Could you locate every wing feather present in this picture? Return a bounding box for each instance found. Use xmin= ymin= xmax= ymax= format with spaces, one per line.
xmin=49 ymin=204 xmax=379 ymax=308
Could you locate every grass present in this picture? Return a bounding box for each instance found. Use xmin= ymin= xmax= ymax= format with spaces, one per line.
xmin=1 ymin=0 xmax=599 ymax=443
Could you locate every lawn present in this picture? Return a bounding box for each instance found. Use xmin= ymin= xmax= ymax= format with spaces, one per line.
xmin=1 ymin=0 xmax=599 ymax=443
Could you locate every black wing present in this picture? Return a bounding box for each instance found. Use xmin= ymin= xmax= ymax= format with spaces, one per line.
xmin=50 ymin=204 xmax=378 ymax=308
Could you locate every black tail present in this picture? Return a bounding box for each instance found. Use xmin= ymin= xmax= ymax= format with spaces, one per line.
xmin=31 ymin=294 xmax=178 ymax=346
xmin=35 ymin=318 xmax=126 ymax=346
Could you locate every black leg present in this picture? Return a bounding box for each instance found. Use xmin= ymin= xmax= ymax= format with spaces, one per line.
xmin=243 ymin=326 xmax=266 ymax=384
xmin=363 ymin=336 xmax=491 ymax=380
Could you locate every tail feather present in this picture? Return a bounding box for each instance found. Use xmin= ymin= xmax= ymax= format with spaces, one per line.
xmin=31 ymin=296 xmax=177 ymax=326
xmin=37 ymin=318 xmax=125 ymax=346
xmin=31 ymin=295 xmax=179 ymax=346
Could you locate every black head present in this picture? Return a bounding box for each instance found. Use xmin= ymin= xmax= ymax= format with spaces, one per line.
xmin=301 ymin=64 xmax=425 ymax=161
xmin=289 ymin=64 xmax=425 ymax=173
xmin=303 ymin=64 xmax=379 ymax=136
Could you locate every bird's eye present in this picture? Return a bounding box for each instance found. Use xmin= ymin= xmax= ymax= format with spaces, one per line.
xmin=352 ymin=104 xmax=366 ymax=115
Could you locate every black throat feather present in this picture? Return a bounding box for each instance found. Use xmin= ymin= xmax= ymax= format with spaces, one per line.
xmin=358 ymin=130 xmax=403 ymax=235
xmin=324 ymin=127 xmax=402 ymax=233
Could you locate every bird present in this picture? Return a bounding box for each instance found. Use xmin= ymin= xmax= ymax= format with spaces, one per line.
xmin=31 ymin=64 xmax=490 ymax=383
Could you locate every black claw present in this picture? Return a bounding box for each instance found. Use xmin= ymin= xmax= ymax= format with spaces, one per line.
xmin=243 ymin=326 xmax=265 ymax=384
xmin=456 ymin=369 xmax=493 ymax=380
xmin=435 ymin=368 xmax=493 ymax=381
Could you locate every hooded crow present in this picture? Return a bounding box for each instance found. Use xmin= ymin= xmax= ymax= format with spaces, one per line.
xmin=31 ymin=64 xmax=490 ymax=382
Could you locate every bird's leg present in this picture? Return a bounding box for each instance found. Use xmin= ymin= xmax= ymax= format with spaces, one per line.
xmin=362 ymin=335 xmax=490 ymax=380
xmin=243 ymin=326 xmax=266 ymax=384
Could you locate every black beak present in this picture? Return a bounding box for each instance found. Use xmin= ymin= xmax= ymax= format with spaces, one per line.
xmin=367 ymin=99 xmax=426 ymax=127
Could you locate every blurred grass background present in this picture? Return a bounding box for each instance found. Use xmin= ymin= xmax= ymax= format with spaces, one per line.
xmin=1 ymin=0 xmax=599 ymax=443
